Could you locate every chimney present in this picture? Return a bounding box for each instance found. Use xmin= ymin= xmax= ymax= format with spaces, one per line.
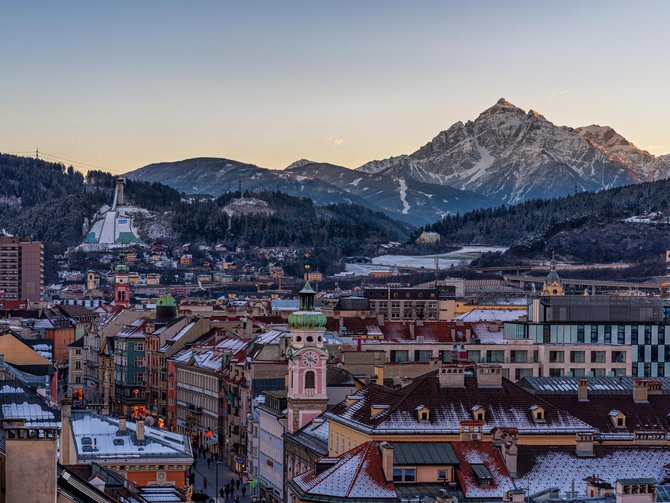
xmin=477 ymin=363 xmax=502 ymax=388
xmin=502 ymin=439 xmax=518 ymax=477
xmin=136 ymin=419 xmax=145 ymax=444
xmin=439 ymin=364 xmax=465 ymax=388
xmin=575 ymin=432 xmax=594 ymax=457
xmin=503 ymin=490 xmax=526 ymax=503
xmin=584 ymin=475 xmax=613 ymax=498
xmin=118 ymin=417 xmax=127 ymax=433
xmin=633 ymin=378 xmax=649 ymax=404
xmin=380 ymin=442 xmax=394 ymax=482
xmin=648 ymin=380 xmax=663 ymax=396
xmin=59 ymin=399 xmax=73 ymax=465
xmin=409 ymin=323 xmax=415 ymax=339
xmin=459 ymin=420 xmax=484 ymax=441
xmin=578 ymin=377 xmax=589 ymax=402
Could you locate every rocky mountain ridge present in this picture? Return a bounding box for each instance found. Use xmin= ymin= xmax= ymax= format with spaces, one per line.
xmin=126 ymin=99 xmax=670 ymax=223
xmin=358 ymin=98 xmax=670 ymax=203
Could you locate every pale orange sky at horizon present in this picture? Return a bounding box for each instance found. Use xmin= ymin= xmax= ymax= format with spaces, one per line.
xmin=1 ymin=1 xmax=669 ymax=175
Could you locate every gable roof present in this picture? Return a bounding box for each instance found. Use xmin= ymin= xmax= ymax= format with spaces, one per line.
xmin=0 ymin=330 xmax=53 ymax=367
xmin=517 ymin=445 xmax=670 ymax=497
xmin=327 ymin=372 xmax=592 ymax=435
xmin=288 ymin=442 xmax=397 ymax=502
xmin=452 ymin=442 xmax=515 ymax=499
xmin=0 ymin=380 xmax=60 ymax=426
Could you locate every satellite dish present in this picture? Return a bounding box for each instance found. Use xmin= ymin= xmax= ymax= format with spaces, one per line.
xmin=144 ymin=416 xmax=155 ymax=427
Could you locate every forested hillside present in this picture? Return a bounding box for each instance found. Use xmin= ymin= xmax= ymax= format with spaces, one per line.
xmin=172 ymin=191 xmax=412 ymax=250
xmin=0 ymin=154 xmax=411 ymax=262
xmin=422 ymin=178 xmax=670 ymax=262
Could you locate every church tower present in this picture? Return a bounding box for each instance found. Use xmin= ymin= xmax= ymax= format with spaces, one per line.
xmin=541 ymin=254 xmax=564 ymax=296
xmin=286 ymin=281 xmax=328 ymax=433
xmin=113 ymin=255 xmax=130 ymax=308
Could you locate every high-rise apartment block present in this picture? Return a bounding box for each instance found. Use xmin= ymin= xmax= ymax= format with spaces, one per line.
xmin=0 ymin=235 xmax=44 ymax=301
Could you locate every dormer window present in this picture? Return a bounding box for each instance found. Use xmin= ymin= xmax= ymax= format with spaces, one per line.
xmin=371 ymin=404 xmax=390 ymax=419
xmin=609 ymin=410 xmax=626 ymax=428
xmin=416 ymin=405 xmax=430 ymax=421
xmin=471 ymin=405 xmax=485 ymax=422
xmin=530 ymin=405 xmax=545 ymax=422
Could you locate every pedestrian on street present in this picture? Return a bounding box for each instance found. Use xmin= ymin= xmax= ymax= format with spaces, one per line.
xmin=234 ymin=496 xmax=239 ymax=503
xmin=207 ymin=458 xmax=211 ymax=468
xmin=204 ymin=476 xmax=208 ymax=490
xmin=241 ymin=485 xmax=247 ymax=497
xmin=235 ymin=479 xmax=240 ymax=490
xmin=220 ymin=488 xmax=224 ymax=498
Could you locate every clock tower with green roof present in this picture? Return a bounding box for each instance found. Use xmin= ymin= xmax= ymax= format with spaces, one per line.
xmin=286 ymin=280 xmax=329 ymax=434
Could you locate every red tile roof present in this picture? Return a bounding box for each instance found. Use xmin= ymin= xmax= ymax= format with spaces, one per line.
xmin=452 ymin=442 xmax=515 ymax=499
xmin=327 ymin=372 xmax=592 ymax=435
xmin=377 ymin=321 xmax=473 ymax=343
xmin=288 ymin=441 xmax=397 ymax=501
xmin=533 ymin=392 xmax=670 ymax=435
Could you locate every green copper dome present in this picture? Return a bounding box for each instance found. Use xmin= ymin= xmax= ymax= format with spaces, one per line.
xmin=156 ymin=293 xmax=177 ymax=307
xmin=288 ymin=280 xmax=326 ymax=330
xmin=115 ymin=263 xmax=129 ymax=274
xmin=288 ymin=310 xmax=327 ymax=330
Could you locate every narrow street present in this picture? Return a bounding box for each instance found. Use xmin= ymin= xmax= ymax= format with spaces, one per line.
xmin=190 ymin=453 xmax=254 ymax=503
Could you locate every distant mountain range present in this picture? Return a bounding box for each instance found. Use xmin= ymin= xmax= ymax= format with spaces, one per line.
xmin=126 ymin=98 xmax=670 ymax=225
xmin=127 ymin=157 xmax=496 ymax=226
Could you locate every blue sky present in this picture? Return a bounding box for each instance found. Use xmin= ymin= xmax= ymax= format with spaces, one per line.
xmin=1 ymin=1 xmax=668 ymax=173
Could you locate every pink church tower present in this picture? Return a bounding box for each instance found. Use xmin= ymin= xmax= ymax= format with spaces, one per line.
xmin=286 ymin=281 xmax=328 ymax=433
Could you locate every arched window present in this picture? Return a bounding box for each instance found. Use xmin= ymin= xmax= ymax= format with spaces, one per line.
xmin=305 ymin=371 xmax=315 ymax=389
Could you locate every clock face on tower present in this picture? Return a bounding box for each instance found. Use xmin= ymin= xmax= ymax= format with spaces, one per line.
xmin=301 ymin=350 xmax=319 ymax=367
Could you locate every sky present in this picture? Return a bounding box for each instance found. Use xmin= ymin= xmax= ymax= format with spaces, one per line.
xmin=1 ymin=0 xmax=669 ymax=174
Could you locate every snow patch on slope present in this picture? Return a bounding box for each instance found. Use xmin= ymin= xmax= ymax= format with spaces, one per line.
xmin=395 ymin=178 xmax=410 ymax=215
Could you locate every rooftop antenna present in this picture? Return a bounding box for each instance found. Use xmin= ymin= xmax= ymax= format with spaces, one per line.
xmin=35 ymin=147 xmax=39 ymax=160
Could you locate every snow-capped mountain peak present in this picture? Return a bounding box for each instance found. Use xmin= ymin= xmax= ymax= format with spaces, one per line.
xmin=359 ymin=98 xmax=670 ymax=203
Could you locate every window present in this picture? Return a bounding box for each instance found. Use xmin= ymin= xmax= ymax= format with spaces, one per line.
xmin=135 ymin=343 xmax=144 ymax=352
xmin=549 ymin=351 xmax=564 ymax=363
xmin=485 ymin=350 xmax=504 ymax=363
xmin=75 ymin=376 xmax=81 ymax=384
xmin=391 ymin=350 xmax=409 ymax=363
xmin=660 ymin=327 xmax=666 ymax=345
xmin=631 ymin=326 xmax=638 ymax=345
xmin=604 ymin=326 xmax=612 ymax=344
xmin=75 ymin=361 xmax=81 ymax=370
xmin=414 ymin=350 xmax=432 ymax=362
xmin=645 ymin=326 xmax=652 ymax=345
xmin=570 ymin=351 xmax=585 ymax=363
xmin=467 ymin=350 xmax=481 ymax=363
xmin=437 ymin=469 xmax=449 ymax=482
xmin=618 ymin=326 xmax=625 ymax=344
xmin=590 ymin=325 xmax=598 ymax=343
xmin=305 ymin=371 xmax=315 ymax=389
xmin=612 ymin=351 xmax=626 ymax=363
xmin=591 ymin=351 xmax=606 ymax=363
xmin=510 ymin=350 xmax=528 ymax=363
xmin=577 ymin=325 xmax=585 ymax=343
xmin=135 ymin=358 xmax=145 ymax=367
xmin=393 ymin=468 xmax=416 ymax=483
xmin=549 ymin=368 xmax=564 ymax=377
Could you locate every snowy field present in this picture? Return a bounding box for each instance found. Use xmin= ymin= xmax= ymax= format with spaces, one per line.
xmin=371 ymin=246 xmax=508 ymax=269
